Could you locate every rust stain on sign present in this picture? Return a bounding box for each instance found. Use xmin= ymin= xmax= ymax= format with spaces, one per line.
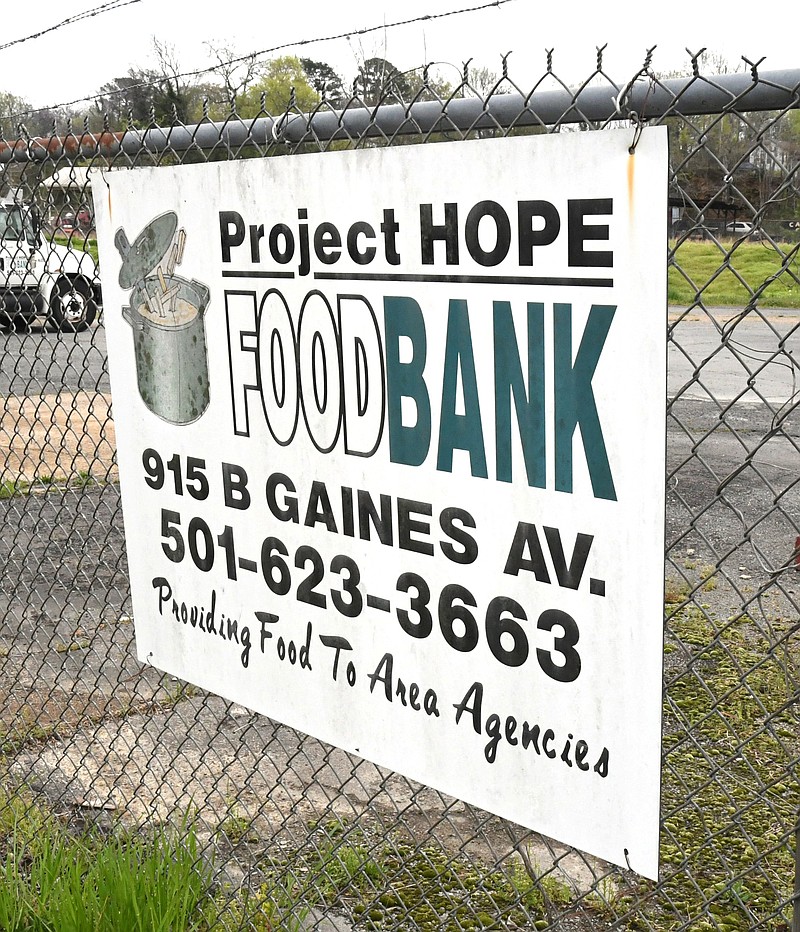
xmin=627 ymin=151 xmax=636 ymax=221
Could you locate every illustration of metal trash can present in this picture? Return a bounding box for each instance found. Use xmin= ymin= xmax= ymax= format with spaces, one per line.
xmin=115 ymin=211 xmax=211 ymax=425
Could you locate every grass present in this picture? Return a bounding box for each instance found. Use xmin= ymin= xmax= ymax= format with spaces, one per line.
xmin=651 ymin=605 xmax=799 ymax=930
xmin=0 ymin=787 xmax=310 ymax=932
xmin=669 ymin=239 xmax=800 ymax=307
xmin=0 ymin=591 xmax=793 ymax=931
xmin=0 ymin=480 xmax=21 ymax=500
xmin=257 ymin=824 xmax=573 ymax=931
xmin=0 ymin=800 xmax=212 ymax=931
xmin=51 ymin=234 xmax=99 ymax=265
xmin=0 ymin=471 xmax=100 ymax=500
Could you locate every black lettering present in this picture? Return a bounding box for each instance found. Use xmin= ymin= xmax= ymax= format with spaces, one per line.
xmin=368 ymin=652 xmax=394 ymax=700
xmin=380 ymin=209 xmax=401 ymax=264
xmin=314 ymin=223 xmax=342 ymax=264
xmin=220 ymin=210 xmax=245 ymax=262
xmin=397 ymin=498 xmax=434 ymax=556
xmin=269 ymin=223 xmax=294 ymax=265
xmin=240 ymin=625 xmax=251 ymax=668
xmin=347 ymin=221 xmax=376 ymax=265
xmin=465 ymin=200 xmax=511 ymax=266
xmin=341 ymin=487 xmax=355 ymax=537
xmin=420 ymin=203 xmax=459 ymax=265
xmin=503 ymin=522 xmax=550 ymax=582
xmin=395 ymin=679 xmax=408 ymax=706
xmin=222 ymin=462 xmax=250 ymax=510
xmin=568 ymin=198 xmax=613 ymax=268
xmin=521 ymin=721 xmax=541 ymax=753
xmin=423 ymin=690 xmax=439 ymax=716
xmin=504 ymin=716 xmax=518 ymax=746
xmin=320 ymin=634 xmax=353 ymax=681
xmin=297 ymin=209 xmax=310 ymax=276
xmin=153 ymin=576 xmax=172 ymax=613
xmin=543 ymin=527 xmax=593 ymax=589
xmin=249 ymin=223 xmax=265 ymax=263
xmin=256 ymin=611 xmax=279 ymax=652
xmin=266 ymin=473 xmax=299 ymax=523
xmin=439 ymin=506 xmax=478 ymax=564
xmin=299 ymin=622 xmax=313 ymax=670
xmin=485 ymin=713 xmax=502 ymax=763
xmin=518 ymin=200 xmax=560 ymax=263
xmin=304 ymin=480 xmax=337 ymax=532
xmin=357 ymin=489 xmax=393 ymax=544
xmin=453 ymin=681 xmax=483 ymax=733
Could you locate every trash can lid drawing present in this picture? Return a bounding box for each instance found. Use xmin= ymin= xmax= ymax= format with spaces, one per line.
xmin=115 ymin=212 xmax=178 ymax=290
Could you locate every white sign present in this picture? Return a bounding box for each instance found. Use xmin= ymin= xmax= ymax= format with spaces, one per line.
xmin=94 ymin=127 xmax=667 ymax=879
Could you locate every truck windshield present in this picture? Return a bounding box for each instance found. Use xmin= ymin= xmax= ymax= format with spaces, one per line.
xmin=0 ymin=207 xmax=37 ymax=245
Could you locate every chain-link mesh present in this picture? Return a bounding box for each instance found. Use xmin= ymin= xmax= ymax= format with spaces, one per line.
xmin=0 ymin=53 xmax=798 ymax=931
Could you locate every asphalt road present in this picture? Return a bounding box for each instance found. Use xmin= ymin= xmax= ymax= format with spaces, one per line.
xmin=666 ymin=307 xmax=800 ymax=619
xmin=669 ymin=305 xmax=800 ymax=407
xmin=0 ymin=324 xmax=110 ymax=396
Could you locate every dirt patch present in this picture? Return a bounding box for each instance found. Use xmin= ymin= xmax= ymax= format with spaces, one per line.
xmin=0 ymin=391 xmax=117 ymax=485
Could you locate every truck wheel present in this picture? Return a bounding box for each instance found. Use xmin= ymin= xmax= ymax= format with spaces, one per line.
xmin=49 ymin=276 xmax=97 ymax=332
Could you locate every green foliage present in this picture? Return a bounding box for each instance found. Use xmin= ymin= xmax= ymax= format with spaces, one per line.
xmin=51 ymin=234 xmax=98 ymax=264
xmin=216 ymin=801 xmax=254 ymax=845
xmin=0 ymin=91 xmax=33 ymax=136
xmin=0 ymin=480 xmax=25 ymax=500
xmin=258 ymin=827 xmax=572 ymax=930
xmin=0 ymin=821 xmax=211 ymax=931
xmin=0 ymin=469 xmax=100 ymax=500
xmin=660 ymin=606 xmax=799 ymax=928
xmin=301 ymin=58 xmax=347 ymax=106
xmin=357 ymin=57 xmax=410 ymax=106
xmin=212 ymin=874 xmax=311 ymax=932
xmin=238 ymin=56 xmax=320 ymax=118
xmin=355 ymin=58 xmax=453 ymax=107
xmin=669 ymin=240 xmax=800 ymax=307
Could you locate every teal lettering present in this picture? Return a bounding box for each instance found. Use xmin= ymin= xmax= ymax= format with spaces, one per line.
xmin=494 ymin=301 xmax=545 ymax=487
xmin=384 ymin=296 xmax=431 ymax=467
xmin=554 ymin=303 xmax=616 ymax=500
xmin=437 ymin=300 xmax=487 ymax=477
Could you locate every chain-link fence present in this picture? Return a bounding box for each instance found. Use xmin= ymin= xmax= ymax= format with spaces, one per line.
xmin=0 ymin=52 xmax=798 ymax=931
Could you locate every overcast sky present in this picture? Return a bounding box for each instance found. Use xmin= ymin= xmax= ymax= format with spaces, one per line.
xmin=1 ymin=0 xmax=797 ymax=114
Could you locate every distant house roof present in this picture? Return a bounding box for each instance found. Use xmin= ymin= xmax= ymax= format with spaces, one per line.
xmin=40 ymin=167 xmax=97 ymax=190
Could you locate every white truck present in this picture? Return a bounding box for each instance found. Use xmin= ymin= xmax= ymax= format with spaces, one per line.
xmin=0 ymin=199 xmax=101 ymax=332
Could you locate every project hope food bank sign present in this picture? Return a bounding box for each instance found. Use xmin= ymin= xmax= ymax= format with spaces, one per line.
xmin=94 ymin=127 xmax=667 ymax=879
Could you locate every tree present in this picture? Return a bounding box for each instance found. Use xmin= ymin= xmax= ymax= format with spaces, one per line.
xmin=301 ymin=59 xmax=346 ymax=106
xmin=238 ymin=56 xmax=320 ymax=118
xmin=93 ymin=71 xmax=161 ymax=126
xmin=357 ymin=57 xmax=410 ymax=106
xmin=404 ymin=66 xmax=453 ymax=103
xmin=0 ymin=91 xmax=36 ymax=136
xmin=206 ymin=42 xmax=260 ymax=110
xmin=464 ymin=66 xmax=505 ymax=98
xmin=150 ymin=38 xmax=194 ymax=123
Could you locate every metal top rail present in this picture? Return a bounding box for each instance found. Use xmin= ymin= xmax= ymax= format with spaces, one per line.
xmin=1 ymin=68 xmax=799 ymax=162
